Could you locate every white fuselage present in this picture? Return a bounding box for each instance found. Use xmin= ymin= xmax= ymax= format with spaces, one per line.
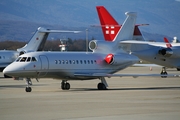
xmin=3 ymin=51 xmax=139 ymax=80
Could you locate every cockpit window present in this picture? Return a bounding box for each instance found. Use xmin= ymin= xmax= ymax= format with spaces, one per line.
xmin=20 ymin=57 xmax=27 ymax=62
xmin=26 ymin=57 xmax=31 ymax=62
xmin=16 ymin=57 xmax=21 ymax=62
xmin=31 ymin=57 xmax=37 ymax=62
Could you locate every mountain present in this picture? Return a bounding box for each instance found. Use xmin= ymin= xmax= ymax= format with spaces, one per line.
xmin=0 ymin=0 xmax=179 ymax=41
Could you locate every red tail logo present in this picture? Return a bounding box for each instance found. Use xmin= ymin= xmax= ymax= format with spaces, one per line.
xmin=96 ymin=6 xmax=148 ymax=41
xmin=96 ymin=6 xmax=120 ymax=41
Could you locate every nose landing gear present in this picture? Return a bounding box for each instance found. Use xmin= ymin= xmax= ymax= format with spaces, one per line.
xmin=25 ymin=78 xmax=32 ymax=92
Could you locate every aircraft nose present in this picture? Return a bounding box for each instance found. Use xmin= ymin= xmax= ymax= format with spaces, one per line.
xmin=3 ymin=66 xmax=14 ymax=77
xmin=3 ymin=64 xmax=20 ymax=77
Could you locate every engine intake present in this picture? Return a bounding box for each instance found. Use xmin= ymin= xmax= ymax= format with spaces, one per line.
xmin=158 ymin=48 xmax=173 ymax=57
xmin=19 ymin=51 xmax=26 ymax=56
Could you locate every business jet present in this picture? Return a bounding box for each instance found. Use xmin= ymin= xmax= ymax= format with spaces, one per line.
xmin=3 ymin=11 xmax=141 ymax=92
xmin=96 ymin=6 xmax=180 ymax=75
xmin=0 ymin=27 xmax=80 ymax=77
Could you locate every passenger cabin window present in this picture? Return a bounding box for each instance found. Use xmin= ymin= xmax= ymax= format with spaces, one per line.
xmin=55 ymin=60 xmax=58 ymax=64
xmin=91 ymin=60 xmax=93 ymax=64
xmin=59 ymin=60 xmax=61 ymax=64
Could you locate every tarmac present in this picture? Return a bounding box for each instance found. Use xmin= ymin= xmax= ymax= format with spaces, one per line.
xmin=0 ymin=66 xmax=180 ymax=120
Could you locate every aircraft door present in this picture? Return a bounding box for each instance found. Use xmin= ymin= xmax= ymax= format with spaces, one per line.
xmin=39 ymin=55 xmax=49 ymax=77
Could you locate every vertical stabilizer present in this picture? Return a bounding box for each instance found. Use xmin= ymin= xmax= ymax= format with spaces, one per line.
xmin=97 ymin=6 xmax=145 ymax=41
xmin=96 ymin=6 xmax=120 ymax=41
xmin=17 ymin=27 xmax=49 ymax=54
xmin=114 ymin=12 xmax=137 ymax=42
xmin=17 ymin=27 xmax=81 ymax=55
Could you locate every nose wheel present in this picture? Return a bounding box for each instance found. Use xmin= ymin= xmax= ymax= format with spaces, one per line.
xmin=25 ymin=86 xmax=32 ymax=92
xmin=25 ymin=78 xmax=32 ymax=92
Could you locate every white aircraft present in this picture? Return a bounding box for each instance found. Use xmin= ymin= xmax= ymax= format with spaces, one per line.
xmin=96 ymin=6 xmax=180 ymax=75
xmin=0 ymin=27 xmax=80 ymax=77
xmin=3 ymin=11 xmax=141 ymax=92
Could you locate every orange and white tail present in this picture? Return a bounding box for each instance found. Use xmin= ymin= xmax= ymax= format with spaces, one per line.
xmin=96 ymin=6 xmax=147 ymax=41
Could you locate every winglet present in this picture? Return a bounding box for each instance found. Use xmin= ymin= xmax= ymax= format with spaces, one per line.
xmin=164 ymin=37 xmax=172 ymax=48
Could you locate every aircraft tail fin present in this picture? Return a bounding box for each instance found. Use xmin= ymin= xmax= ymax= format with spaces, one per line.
xmin=164 ymin=37 xmax=172 ymax=48
xmin=17 ymin=27 xmax=80 ymax=55
xmin=96 ymin=6 xmax=146 ymax=41
xmin=96 ymin=6 xmax=120 ymax=41
xmin=114 ymin=12 xmax=137 ymax=42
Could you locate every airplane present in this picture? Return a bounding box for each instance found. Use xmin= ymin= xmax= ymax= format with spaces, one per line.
xmin=0 ymin=27 xmax=80 ymax=77
xmin=96 ymin=6 xmax=180 ymax=75
xmin=3 ymin=11 xmax=141 ymax=92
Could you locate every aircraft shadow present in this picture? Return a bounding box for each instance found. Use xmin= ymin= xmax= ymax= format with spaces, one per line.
xmin=71 ymin=86 xmax=180 ymax=91
xmin=0 ymin=84 xmax=47 ymax=89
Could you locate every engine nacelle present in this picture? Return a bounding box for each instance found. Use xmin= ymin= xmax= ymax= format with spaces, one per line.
xmin=19 ymin=51 xmax=26 ymax=56
xmin=89 ymin=40 xmax=114 ymax=52
xmin=158 ymin=48 xmax=173 ymax=57
xmin=104 ymin=53 xmax=138 ymax=65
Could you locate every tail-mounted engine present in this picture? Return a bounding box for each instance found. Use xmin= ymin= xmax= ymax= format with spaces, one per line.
xmin=89 ymin=40 xmax=114 ymax=52
xmin=19 ymin=51 xmax=26 ymax=56
xmin=105 ymin=54 xmax=114 ymax=64
xmin=158 ymin=48 xmax=173 ymax=57
xmin=104 ymin=53 xmax=138 ymax=65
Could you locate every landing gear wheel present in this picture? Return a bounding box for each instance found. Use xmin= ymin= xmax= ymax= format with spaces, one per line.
xmin=161 ymin=67 xmax=167 ymax=78
xmin=25 ymin=87 xmax=32 ymax=92
xmin=161 ymin=71 xmax=167 ymax=78
xmin=97 ymin=83 xmax=107 ymax=90
xmin=61 ymin=81 xmax=70 ymax=90
xmin=177 ymin=68 xmax=180 ymax=71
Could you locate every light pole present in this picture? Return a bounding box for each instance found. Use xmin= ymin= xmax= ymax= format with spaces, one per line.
xmin=86 ymin=29 xmax=88 ymax=52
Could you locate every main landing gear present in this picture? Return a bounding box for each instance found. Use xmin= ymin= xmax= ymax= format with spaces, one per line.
xmin=25 ymin=78 xmax=32 ymax=92
xmin=160 ymin=67 xmax=167 ymax=78
xmin=97 ymin=77 xmax=108 ymax=90
xmin=61 ymin=80 xmax=70 ymax=90
xmin=61 ymin=77 xmax=108 ymax=90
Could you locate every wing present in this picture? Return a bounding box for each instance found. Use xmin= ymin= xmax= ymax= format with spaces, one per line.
xmin=120 ymin=40 xmax=167 ymax=48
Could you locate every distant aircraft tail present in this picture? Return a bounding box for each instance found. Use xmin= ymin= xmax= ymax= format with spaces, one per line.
xmin=17 ymin=27 xmax=80 ymax=55
xmin=96 ymin=6 xmax=147 ymax=41
xmin=164 ymin=37 xmax=172 ymax=48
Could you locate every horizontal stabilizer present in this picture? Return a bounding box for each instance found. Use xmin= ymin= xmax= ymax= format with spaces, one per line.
xmin=38 ymin=27 xmax=81 ymax=33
